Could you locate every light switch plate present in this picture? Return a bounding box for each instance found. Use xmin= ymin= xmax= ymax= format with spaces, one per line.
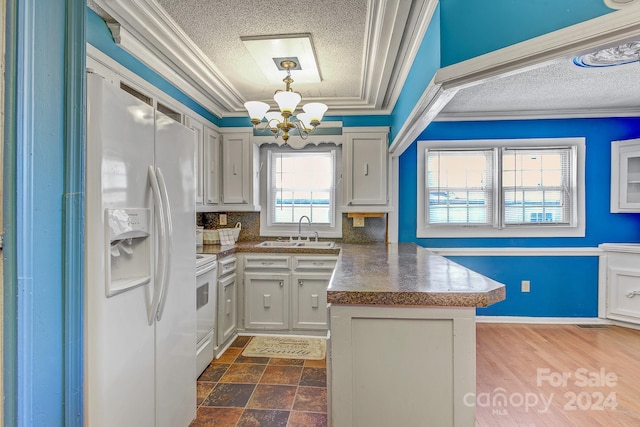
xmin=219 ymin=213 xmax=227 ymax=226
xmin=353 ymin=217 xmax=365 ymax=227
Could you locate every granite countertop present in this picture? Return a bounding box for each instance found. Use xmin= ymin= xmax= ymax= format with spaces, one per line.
xmin=198 ymin=241 xmax=505 ymax=308
xmin=327 ymin=243 xmax=505 ymax=308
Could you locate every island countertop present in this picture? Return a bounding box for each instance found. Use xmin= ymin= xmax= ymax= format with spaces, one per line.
xmin=327 ymin=243 xmax=505 ymax=308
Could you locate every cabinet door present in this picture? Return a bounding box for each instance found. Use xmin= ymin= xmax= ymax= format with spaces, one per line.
xmin=607 ymin=266 xmax=640 ymax=323
xmin=611 ymin=138 xmax=640 ymax=212
xmin=291 ymin=273 xmax=329 ymax=330
xmin=221 ymin=133 xmax=250 ymax=204
xmin=204 ymin=126 xmax=220 ymax=204
xmin=244 ymin=272 xmax=289 ymax=330
xmin=185 ymin=117 xmax=205 ymax=204
xmin=346 ymin=132 xmax=388 ymax=206
xmin=217 ymin=273 xmax=238 ymax=346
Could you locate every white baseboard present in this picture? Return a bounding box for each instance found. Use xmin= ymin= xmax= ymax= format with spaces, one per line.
xmin=476 ymin=316 xmax=611 ymax=325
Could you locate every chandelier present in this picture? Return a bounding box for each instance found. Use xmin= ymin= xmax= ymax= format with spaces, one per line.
xmin=243 ymin=60 xmax=328 ymax=143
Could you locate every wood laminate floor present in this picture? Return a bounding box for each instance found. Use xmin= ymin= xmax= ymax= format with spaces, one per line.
xmin=476 ymin=323 xmax=640 ymax=426
xmin=191 ymin=324 xmax=640 ymax=426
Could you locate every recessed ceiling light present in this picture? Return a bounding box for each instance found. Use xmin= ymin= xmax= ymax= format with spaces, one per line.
xmin=241 ymin=34 xmax=321 ymax=84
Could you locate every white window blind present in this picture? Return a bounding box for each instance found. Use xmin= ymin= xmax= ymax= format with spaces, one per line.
xmin=268 ymin=150 xmax=336 ymax=226
xmin=502 ymin=147 xmax=574 ymax=226
xmin=426 ymin=149 xmax=494 ymax=225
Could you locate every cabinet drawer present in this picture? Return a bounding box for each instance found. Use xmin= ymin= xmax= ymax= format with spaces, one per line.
xmin=219 ymin=256 xmax=237 ymax=276
xmin=293 ymin=256 xmax=338 ymax=271
xmin=244 ymin=255 xmax=291 ymax=269
xmin=608 ymin=266 xmax=640 ymax=322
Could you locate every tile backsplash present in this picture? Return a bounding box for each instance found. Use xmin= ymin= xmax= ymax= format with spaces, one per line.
xmin=197 ymin=212 xmax=387 ymax=243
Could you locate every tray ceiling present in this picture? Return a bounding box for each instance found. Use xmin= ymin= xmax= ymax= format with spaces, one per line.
xmin=88 ymin=0 xmax=640 ymax=121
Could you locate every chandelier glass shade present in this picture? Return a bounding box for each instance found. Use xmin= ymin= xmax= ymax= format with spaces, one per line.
xmin=244 ymin=60 xmax=328 ymax=143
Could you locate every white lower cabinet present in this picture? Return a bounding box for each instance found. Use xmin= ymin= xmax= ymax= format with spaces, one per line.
xmin=599 ymin=244 xmax=640 ymax=325
xmin=329 ymin=305 xmax=476 ymax=427
xmin=216 ymin=256 xmax=238 ymax=352
xmin=241 ymin=253 xmax=337 ymax=333
xmin=292 ymin=273 xmax=329 ymax=330
xmin=244 ymin=272 xmax=289 ymax=330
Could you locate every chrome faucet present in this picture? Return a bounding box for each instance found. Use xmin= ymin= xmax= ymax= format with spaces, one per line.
xmin=298 ymin=215 xmax=311 ymax=240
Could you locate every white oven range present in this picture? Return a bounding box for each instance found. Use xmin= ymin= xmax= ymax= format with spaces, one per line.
xmin=196 ymin=253 xmax=217 ymax=377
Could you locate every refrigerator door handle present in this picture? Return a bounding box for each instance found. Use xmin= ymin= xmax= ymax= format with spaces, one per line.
xmin=148 ymin=166 xmax=166 ymax=325
xmin=155 ymin=167 xmax=173 ymax=321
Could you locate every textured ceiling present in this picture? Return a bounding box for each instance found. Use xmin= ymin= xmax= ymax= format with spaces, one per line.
xmin=155 ymin=0 xmax=367 ymax=102
xmin=439 ymin=52 xmax=640 ymax=119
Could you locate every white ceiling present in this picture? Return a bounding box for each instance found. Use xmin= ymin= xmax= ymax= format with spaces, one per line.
xmin=438 ymin=50 xmax=640 ymax=121
xmin=88 ymin=0 xmax=640 ymax=121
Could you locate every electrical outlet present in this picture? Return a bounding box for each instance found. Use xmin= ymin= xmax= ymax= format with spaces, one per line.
xmin=353 ymin=217 xmax=365 ymax=227
xmin=219 ymin=213 xmax=227 ymax=226
xmin=521 ymin=280 xmax=530 ymax=293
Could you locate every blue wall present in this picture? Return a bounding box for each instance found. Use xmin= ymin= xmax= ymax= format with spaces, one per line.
xmin=399 ymin=118 xmax=640 ymax=316
xmin=440 ymin=0 xmax=614 ymax=66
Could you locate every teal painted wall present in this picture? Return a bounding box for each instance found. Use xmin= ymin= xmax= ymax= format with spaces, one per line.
xmin=440 ymin=0 xmax=614 ymax=66
xmin=5 ymin=0 xmax=81 ymax=424
xmin=390 ymin=5 xmax=441 ymax=142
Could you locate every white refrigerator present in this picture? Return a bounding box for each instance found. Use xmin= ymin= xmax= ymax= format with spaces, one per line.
xmin=85 ymin=72 xmax=196 ymax=427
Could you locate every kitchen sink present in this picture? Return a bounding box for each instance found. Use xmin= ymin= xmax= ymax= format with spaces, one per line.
xmin=296 ymin=241 xmax=336 ymax=248
xmin=255 ymin=240 xmax=336 ymax=249
xmin=255 ymin=241 xmax=301 ymax=248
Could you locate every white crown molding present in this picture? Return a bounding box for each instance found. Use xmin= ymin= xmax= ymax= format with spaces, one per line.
xmin=425 ymin=247 xmax=603 ymax=257
xmin=105 ymin=22 xmax=225 ymax=116
xmin=94 ymin=0 xmax=243 ymax=116
xmin=362 ymin=0 xmax=412 ymax=109
xmin=90 ymin=0 xmax=435 ymax=117
xmin=382 ymin=0 xmax=439 ymax=110
xmin=388 ymin=77 xmax=457 ymax=156
xmin=389 ymin=6 xmax=640 ymax=157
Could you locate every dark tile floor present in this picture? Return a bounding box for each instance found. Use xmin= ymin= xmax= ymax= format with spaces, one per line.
xmin=190 ymin=336 xmax=328 ymax=427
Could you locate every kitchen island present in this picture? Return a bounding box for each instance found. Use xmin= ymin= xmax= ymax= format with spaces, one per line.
xmin=326 ymin=243 xmax=505 ymax=427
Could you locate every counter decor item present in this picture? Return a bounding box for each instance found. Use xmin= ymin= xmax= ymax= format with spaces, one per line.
xmin=203 ymin=229 xmax=219 ymax=244
xmin=218 ymin=229 xmax=235 ymax=245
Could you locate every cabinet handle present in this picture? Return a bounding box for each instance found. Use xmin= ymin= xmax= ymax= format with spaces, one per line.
xmin=626 ymin=290 xmax=640 ymax=298
xmin=233 ymin=164 xmax=238 ymax=175
xmin=279 ymin=281 xmax=284 ymax=287
xmin=298 ymin=280 xmax=303 ymax=286
xmin=364 ymin=163 xmax=369 ymax=176
xmin=313 ymin=262 xmax=325 ymax=266
xmin=261 ymin=261 xmax=274 ymax=266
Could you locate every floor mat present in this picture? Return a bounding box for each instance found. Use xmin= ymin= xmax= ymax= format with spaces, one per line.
xmin=241 ymin=336 xmax=326 ymax=360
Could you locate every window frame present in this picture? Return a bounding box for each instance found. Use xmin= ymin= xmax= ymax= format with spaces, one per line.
xmin=260 ymin=144 xmax=343 ymax=238
xmin=417 ymin=138 xmax=585 ymax=238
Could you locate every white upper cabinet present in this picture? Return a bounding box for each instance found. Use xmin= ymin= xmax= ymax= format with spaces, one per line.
xmin=185 ymin=116 xmax=205 ymax=204
xmin=343 ymin=128 xmax=391 ymax=211
xmin=611 ymin=138 xmax=640 ymax=213
xmin=204 ymin=126 xmax=220 ymax=205
xmin=187 ymin=116 xmax=222 ymax=208
xmin=220 ymin=129 xmax=260 ymax=211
